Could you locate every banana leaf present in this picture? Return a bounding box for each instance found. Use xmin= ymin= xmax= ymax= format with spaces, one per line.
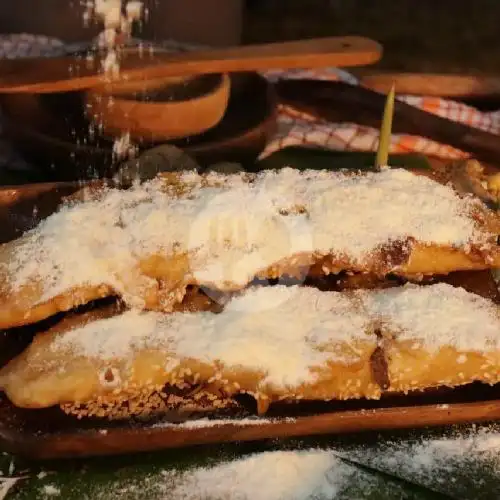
xmin=3 ymin=422 xmax=500 ymax=500
xmin=256 ymin=147 xmax=432 ymax=173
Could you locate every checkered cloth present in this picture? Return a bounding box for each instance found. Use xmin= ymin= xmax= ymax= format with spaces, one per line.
xmin=1 ymin=33 xmax=499 ymax=174
xmin=263 ymin=68 xmax=500 ymax=160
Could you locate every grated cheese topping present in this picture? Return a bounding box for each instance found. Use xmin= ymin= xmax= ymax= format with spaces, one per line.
xmin=49 ymin=283 xmax=500 ymax=390
xmin=4 ymin=168 xmax=493 ymax=306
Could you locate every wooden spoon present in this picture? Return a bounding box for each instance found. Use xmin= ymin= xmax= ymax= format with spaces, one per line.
xmin=0 ymin=36 xmax=382 ymax=94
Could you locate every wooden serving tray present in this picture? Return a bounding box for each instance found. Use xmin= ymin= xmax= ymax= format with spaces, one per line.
xmin=1 ymin=180 xmax=500 ymax=460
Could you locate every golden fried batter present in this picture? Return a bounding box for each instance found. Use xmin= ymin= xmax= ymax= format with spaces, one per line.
xmin=2 ymin=283 xmax=500 ymax=420
xmin=1 ymin=167 xmax=499 ymax=329
xmin=359 ymin=283 xmax=500 ymax=394
xmin=0 ymin=286 xmax=380 ymax=417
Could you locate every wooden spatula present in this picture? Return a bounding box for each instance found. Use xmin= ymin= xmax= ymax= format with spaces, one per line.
xmin=0 ymin=36 xmax=382 ymax=94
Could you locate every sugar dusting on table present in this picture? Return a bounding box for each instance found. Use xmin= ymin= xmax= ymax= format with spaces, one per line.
xmin=25 ymin=424 xmax=500 ymax=499
xmin=40 ymin=484 xmax=61 ymax=497
xmin=345 ymin=424 xmax=500 ymax=497
xmin=82 ymin=425 xmax=500 ymax=499
xmin=163 ymin=450 xmax=352 ymax=500
xmin=97 ymin=449 xmax=366 ymax=500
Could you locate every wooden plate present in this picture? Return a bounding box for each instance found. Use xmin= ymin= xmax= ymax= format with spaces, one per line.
xmin=0 ymin=180 xmax=500 ymax=460
xmin=0 ymin=72 xmax=277 ymax=180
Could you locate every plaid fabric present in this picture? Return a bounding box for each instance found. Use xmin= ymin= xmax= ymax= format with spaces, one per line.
xmin=1 ymin=34 xmax=499 ymax=171
xmin=262 ymin=67 xmax=500 ymax=160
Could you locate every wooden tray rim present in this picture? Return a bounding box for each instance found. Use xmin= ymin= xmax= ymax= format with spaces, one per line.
xmin=1 ymin=398 xmax=500 ymax=460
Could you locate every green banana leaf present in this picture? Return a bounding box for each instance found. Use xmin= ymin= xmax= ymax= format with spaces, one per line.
xmin=256 ymin=147 xmax=432 ymax=172
xmin=3 ymin=423 xmax=500 ymax=499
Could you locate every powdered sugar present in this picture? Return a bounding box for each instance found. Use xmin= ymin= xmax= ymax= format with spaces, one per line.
xmin=52 ymin=309 xmax=161 ymax=360
xmin=87 ymin=0 xmax=144 ymax=77
xmin=50 ymin=285 xmax=372 ymax=388
xmin=5 ymin=168 xmax=492 ymax=308
xmin=23 ymin=426 xmax=500 ymax=499
xmin=40 ymin=484 xmax=61 ymax=497
xmin=151 ymin=417 xmax=294 ymax=430
xmin=360 ymin=282 xmax=500 ymax=352
xmin=83 ymin=448 xmax=377 ymax=500
xmin=345 ymin=424 xmax=500 ymax=497
xmin=164 ymin=450 xmax=348 ymax=500
xmin=48 ymin=283 xmax=500 ymax=390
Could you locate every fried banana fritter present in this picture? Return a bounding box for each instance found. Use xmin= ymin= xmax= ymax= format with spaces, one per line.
xmin=1 ymin=283 xmax=499 ymax=420
xmin=1 ymin=167 xmax=500 ymax=329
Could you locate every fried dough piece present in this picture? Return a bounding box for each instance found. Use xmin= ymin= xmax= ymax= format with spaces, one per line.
xmin=0 ymin=286 xmax=380 ymax=417
xmin=2 ymin=283 xmax=500 ymax=419
xmin=1 ymin=167 xmax=500 ymax=329
xmin=359 ymin=283 xmax=500 ymax=394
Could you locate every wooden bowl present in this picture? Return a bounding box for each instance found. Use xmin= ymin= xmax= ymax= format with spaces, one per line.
xmin=84 ymin=73 xmax=231 ymax=142
xmin=0 ymin=72 xmax=277 ymax=180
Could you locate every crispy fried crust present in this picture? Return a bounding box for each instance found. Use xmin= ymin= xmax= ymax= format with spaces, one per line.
xmin=383 ymin=340 xmax=500 ymax=394
xmin=0 ymin=286 xmax=381 ymax=417
xmin=1 ymin=283 xmax=499 ymax=420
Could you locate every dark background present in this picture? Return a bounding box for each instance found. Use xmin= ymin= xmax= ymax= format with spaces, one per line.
xmin=0 ymin=0 xmax=499 ymax=73
xmin=243 ymin=0 xmax=500 ymax=73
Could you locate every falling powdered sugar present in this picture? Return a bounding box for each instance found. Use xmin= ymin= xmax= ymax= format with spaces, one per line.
xmin=87 ymin=0 xmax=144 ymax=77
xmin=5 ymin=168 xmax=494 ymax=308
